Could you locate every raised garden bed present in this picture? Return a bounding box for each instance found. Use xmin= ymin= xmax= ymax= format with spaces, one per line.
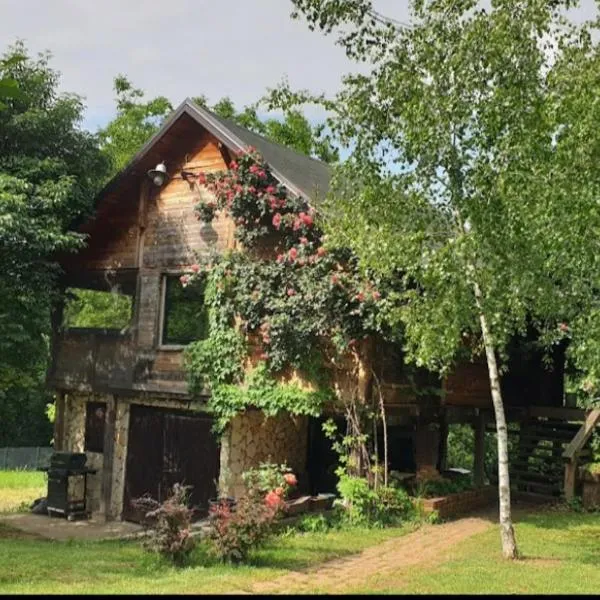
xmin=285 ymin=494 xmax=335 ymax=516
xmin=418 ymin=485 xmax=495 ymax=520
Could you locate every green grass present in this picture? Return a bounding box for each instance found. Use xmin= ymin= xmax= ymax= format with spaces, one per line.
xmin=0 ymin=522 xmax=415 ymax=594
xmin=0 ymin=470 xmax=46 ymax=513
xmin=0 ymin=508 xmax=598 ymax=594
xmin=344 ymin=510 xmax=600 ymax=595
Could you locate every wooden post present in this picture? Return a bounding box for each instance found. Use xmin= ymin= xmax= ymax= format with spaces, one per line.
xmin=564 ymin=458 xmax=577 ymax=502
xmin=53 ymin=393 xmax=66 ymax=451
xmin=101 ymin=396 xmax=117 ymax=521
xmin=474 ymin=411 xmax=486 ymax=486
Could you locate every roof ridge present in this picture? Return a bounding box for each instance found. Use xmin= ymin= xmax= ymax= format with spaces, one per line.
xmin=187 ymin=98 xmax=332 ymax=169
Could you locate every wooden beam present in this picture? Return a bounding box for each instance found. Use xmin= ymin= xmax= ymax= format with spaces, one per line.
xmin=101 ymin=396 xmax=117 ymax=521
xmin=529 ymin=406 xmax=586 ymax=421
xmin=473 ymin=412 xmax=486 ymax=486
xmin=564 ymin=460 xmax=578 ymax=502
xmin=563 ymin=409 xmax=600 ymax=460
xmin=53 ymin=393 xmax=66 ymax=451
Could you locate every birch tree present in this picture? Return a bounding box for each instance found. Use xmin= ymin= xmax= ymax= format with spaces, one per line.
xmin=281 ymin=0 xmax=600 ymax=558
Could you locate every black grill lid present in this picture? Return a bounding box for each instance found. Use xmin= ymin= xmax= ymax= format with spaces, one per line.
xmin=50 ymin=452 xmax=87 ymax=470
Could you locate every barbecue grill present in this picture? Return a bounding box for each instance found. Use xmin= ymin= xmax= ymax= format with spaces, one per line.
xmin=39 ymin=452 xmax=97 ymax=520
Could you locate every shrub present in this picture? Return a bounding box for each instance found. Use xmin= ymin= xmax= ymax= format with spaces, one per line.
xmin=295 ymin=512 xmax=337 ymax=533
xmin=132 ymin=483 xmax=195 ymax=566
xmin=206 ymin=463 xmax=298 ymax=563
xmin=336 ymin=475 xmax=415 ymax=527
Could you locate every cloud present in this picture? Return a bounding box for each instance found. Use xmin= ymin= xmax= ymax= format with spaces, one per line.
xmin=0 ymin=0 xmax=411 ymax=130
xmin=2 ymin=0 xmax=596 ymax=132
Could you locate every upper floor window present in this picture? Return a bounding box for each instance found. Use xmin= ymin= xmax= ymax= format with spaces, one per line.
xmin=160 ymin=275 xmax=209 ymax=346
xmin=63 ymin=288 xmax=133 ymax=331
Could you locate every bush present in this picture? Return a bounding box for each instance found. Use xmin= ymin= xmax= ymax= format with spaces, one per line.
xmin=295 ymin=512 xmax=337 ymax=533
xmin=206 ymin=463 xmax=298 ymax=563
xmin=132 ymin=483 xmax=195 ymax=566
xmin=336 ymin=475 xmax=415 ymax=527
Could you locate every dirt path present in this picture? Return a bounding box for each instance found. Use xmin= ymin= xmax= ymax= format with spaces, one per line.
xmin=241 ymin=513 xmax=497 ymax=595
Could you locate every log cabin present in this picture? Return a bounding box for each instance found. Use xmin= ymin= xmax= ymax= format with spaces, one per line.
xmin=47 ymin=98 xmax=591 ymax=523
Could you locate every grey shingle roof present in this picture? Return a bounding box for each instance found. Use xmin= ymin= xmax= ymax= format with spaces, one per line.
xmin=185 ymin=99 xmax=331 ymax=201
xmin=93 ymin=98 xmax=332 ymax=214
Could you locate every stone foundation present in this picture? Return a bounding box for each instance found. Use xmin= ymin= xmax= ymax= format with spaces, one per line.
xmin=219 ymin=410 xmax=308 ymax=498
xmin=420 ymin=485 xmax=495 ymax=519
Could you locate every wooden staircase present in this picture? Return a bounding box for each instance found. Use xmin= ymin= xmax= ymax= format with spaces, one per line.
xmin=487 ymin=411 xmax=597 ymax=503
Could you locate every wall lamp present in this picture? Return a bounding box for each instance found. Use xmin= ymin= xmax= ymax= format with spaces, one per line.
xmin=147 ymin=162 xmax=169 ymax=187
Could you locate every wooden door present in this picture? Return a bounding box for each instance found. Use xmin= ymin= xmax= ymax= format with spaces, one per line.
xmin=122 ymin=405 xmax=219 ymax=523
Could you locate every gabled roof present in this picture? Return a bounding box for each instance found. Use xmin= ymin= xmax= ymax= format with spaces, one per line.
xmin=97 ymin=98 xmax=331 ymax=205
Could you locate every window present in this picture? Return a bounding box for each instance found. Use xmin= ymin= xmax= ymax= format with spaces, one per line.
xmin=63 ymin=288 xmax=133 ymax=330
xmin=85 ymin=401 xmax=107 ymax=453
xmin=160 ymin=275 xmax=209 ymax=346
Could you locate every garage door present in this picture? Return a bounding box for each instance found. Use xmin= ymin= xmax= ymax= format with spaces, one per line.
xmin=122 ymin=405 xmax=220 ymax=522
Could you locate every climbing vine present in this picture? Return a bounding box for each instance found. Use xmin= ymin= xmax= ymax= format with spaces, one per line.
xmin=182 ymin=147 xmax=403 ymax=433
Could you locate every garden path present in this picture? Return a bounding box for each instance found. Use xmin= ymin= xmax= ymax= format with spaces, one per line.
xmin=238 ymin=508 xmax=506 ymax=595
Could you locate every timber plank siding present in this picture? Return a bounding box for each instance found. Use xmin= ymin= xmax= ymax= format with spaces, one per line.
xmin=52 ymin=127 xmax=233 ymax=396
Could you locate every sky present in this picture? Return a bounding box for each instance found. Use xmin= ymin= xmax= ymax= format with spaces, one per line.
xmin=0 ymin=0 xmax=597 ymax=133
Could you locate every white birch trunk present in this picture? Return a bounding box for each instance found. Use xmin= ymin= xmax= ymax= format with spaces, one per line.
xmin=474 ymin=281 xmax=519 ymax=559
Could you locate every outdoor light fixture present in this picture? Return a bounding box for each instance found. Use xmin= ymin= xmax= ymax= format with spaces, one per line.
xmin=147 ymin=162 xmax=168 ymax=187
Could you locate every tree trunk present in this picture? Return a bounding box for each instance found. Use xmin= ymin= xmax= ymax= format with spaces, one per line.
xmin=474 ymin=282 xmax=519 ymax=559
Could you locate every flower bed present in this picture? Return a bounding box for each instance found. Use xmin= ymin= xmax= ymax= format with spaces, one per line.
xmin=418 ymin=485 xmax=495 ymax=520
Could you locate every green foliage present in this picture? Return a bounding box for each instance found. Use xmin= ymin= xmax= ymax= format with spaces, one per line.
xmin=283 ymin=0 xmax=600 ymax=382
xmin=0 ymin=41 xmax=109 ymax=446
xmin=100 ymin=81 xmax=337 ymax=179
xmin=241 ymin=462 xmax=297 ymax=497
xmin=588 ymin=432 xmax=600 ymax=464
xmin=335 ymin=475 xmax=415 ymax=527
xmin=193 ymin=94 xmax=338 ymax=163
xmin=295 ymin=512 xmax=336 ymax=533
xmin=99 ymin=76 xmax=172 ymax=174
xmin=183 ymin=150 xmax=404 ymax=432
xmin=62 ymin=289 xmax=132 ymax=329
xmin=205 ymin=363 xmax=330 ymax=434
xmin=413 ymin=474 xmax=475 ymax=499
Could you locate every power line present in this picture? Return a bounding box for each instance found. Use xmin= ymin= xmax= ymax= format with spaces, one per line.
xmin=368 ymin=8 xmax=413 ymax=30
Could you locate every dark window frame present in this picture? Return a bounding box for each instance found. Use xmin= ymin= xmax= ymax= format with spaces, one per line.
xmin=84 ymin=401 xmax=107 ymax=453
xmin=159 ymin=274 xmax=209 ymax=348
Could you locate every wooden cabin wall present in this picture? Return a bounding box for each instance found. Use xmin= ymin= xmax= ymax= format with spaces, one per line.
xmin=443 ymin=347 xmax=565 ymax=409
xmin=136 ymin=132 xmax=234 ymax=381
xmin=54 ymin=126 xmax=236 ymax=393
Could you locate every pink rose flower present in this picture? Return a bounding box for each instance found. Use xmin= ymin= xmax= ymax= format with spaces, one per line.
xmin=289 ymin=247 xmax=298 ymax=261
xmin=283 ymin=473 xmax=297 ymax=487
xmin=287 ymin=288 xmax=296 ymax=297
xmin=272 ymin=213 xmax=282 ymax=229
xmin=191 ymin=264 xmax=200 ymax=273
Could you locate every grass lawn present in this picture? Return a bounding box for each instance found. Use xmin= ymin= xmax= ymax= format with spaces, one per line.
xmin=0 ymin=506 xmax=597 ymax=594
xmin=0 ymin=470 xmax=46 ymax=513
xmin=0 ymin=521 xmax=417 ymax=594
xmin=346 ymin=510 xmax=600 ymax=595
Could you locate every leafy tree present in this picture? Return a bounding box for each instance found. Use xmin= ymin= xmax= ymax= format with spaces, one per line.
xmin=0 ymin=41 xmax=110 ymax=445
xmin=280 ymin=0 xmax=600 ymax=558
xmin=98 ymin=76 xmax=338 ymax=177
xmin=99 ymin=76 xmax=172 ymax=174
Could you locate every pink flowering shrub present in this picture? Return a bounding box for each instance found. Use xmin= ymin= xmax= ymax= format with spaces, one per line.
xmin=206 ymin=463 xmax=297 ymax=563
xmin=132 ymin=483 xmax=196 ymax=566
